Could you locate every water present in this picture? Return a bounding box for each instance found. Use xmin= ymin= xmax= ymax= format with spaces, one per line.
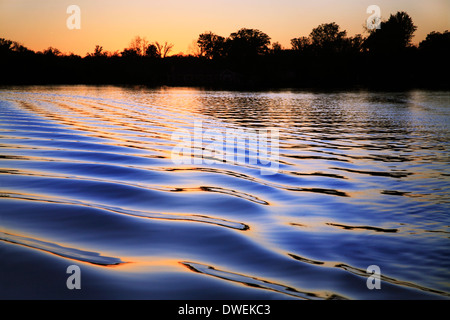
xmin=0 ymin=85 xmax=449 ymax=299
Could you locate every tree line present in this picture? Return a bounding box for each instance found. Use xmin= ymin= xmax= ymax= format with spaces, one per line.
xmin=0 ymin=11 xmax=448 ymax=89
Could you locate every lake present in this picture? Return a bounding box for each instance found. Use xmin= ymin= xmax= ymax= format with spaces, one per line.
xmin=0 ymin=86 xmax=449 ymax=299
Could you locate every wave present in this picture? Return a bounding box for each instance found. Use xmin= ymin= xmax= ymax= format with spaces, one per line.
xmin=1 ymin=86 xmax=449 ymax=299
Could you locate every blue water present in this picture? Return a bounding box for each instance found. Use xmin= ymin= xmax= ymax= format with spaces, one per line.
xmin=0 ymin=86 xmax=449 ymax=299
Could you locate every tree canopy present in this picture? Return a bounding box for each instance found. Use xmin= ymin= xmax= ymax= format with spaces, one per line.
xmin=228 ymin=28 xmax=271 ymax=58
xmin=364 ymin=11 xmax=417 ymax=53
xmin=197 ymin=32 xmax=226 ymax=59
xmin=309 ymin=22 xmax=347 ymax=53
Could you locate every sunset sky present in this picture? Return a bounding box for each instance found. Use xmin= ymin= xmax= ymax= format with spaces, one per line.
xmin=0 ymin=0 xmax=448 ymax=56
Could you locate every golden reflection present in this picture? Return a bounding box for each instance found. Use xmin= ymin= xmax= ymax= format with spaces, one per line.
xmin=0 ymin=228 xmax=126 ymax=267
xmin=115 ymin=257 xmax=183 ymax=273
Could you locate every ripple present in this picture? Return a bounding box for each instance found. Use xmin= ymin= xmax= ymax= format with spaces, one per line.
xmin=288 ymin=253 xmax=450 ymax=298
xmin=0 ymin=231 xmax=125 ymax=266
xmin=326 ymin=223 xmax=398 ymax=233
xmin=1 ymin=87 xmax=449 ymax=299
xmin=330 ymin=166 xmax=413 ymax=178
xmin=0 ymin=192 xmax=250 ymax=231
xmin=181 ymin=261 xmax=348 ymax=300
xmin=288 ymin=187 xmax=349 ymax=197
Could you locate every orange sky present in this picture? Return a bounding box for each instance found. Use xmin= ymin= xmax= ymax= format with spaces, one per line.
xmin=0 ymin=0 xmax=448 ymax=56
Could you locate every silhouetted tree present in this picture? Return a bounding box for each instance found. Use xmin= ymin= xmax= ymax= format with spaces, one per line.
xmin=417 ymin=30 xmax=450 ymax=87
xmin=121 ymin=36 xmax=160 ymax=58
xmin=364 ymin=11 xmax=417 ymax=54
xmin=227 ymin=28 xmax=271 ymax=58
xmin=42 ymin=47 xmax=62 ymax=56
xmin=0 ymin=38 xmax=33 ymax=56
xmin=121 ymin=48 xmax=139 ymax=58
xmin=128 ymin=36 xmax=150 ymax=56
xmin=290 ymin=36 xmax=311 ymax=53
xmin=0 ymin=38 xmax=13 ymax=53
xmin=271 ymin=42 xmax=283 ymax=53
xmin=309 ymin=22 xmax=347 ymax=53
xmin=197 ymin=32 xmax=226 ymax=59
xmin=109 ymin=50 xmax=120 ymax=58
xmin=0 ymin=13 xmax=448 ymax=89
xmin=13 ymin=42 xmax=31 ymax=54
xmin=419 ymin=30 xmax=450 ymax=54
xmin=145 ymin=44 xmax=159 ymax=58
xmin=67 ymin=53 xmax=82 ymax=59
xmin=89 ymin=45 xmax=107 ymax=57
xmin=154 ymin=41 xmax=174 ymax=58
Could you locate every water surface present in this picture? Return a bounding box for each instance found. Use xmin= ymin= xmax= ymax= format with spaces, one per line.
xmin=0 ymin=86 xmax=449 ymax=299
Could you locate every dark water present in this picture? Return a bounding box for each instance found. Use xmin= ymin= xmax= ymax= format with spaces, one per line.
xmin=1 ymin=86 xmax=449 ymax=300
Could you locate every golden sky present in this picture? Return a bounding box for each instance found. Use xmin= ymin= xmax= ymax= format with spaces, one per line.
xmin=0 ymin=0 xmax=448 ymax=56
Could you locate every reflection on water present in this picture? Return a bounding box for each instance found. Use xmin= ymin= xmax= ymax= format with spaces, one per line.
xmin=0 ymin=86 xmax=449 ymax=299
xmin=0 ymin=231 xmax=126 ymax=266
